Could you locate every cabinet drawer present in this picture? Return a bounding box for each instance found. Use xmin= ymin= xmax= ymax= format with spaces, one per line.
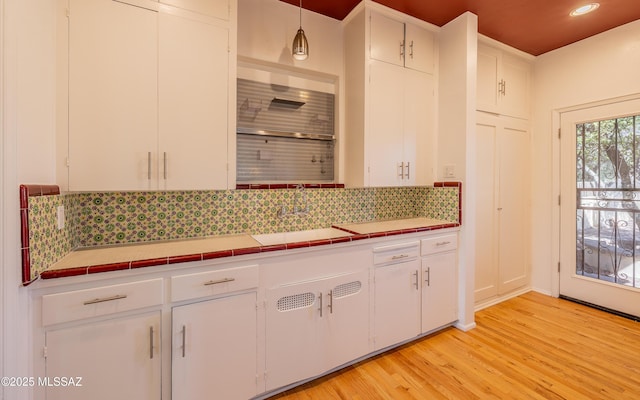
xmin=421 ymin=234 xmax=458 ymax=256
xmin=42 ymin=278 xmax=164 ymax=327
xmin=373 ymin=241 xmax=420 ymax=266
xmin=171 ymin=264 xmax=259 ymax=302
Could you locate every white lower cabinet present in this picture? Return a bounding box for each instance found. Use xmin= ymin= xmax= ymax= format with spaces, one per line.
xmin=372 ymin=236 xmax=458 ymax=349
xmin=373 ymin=242 xmax=421 ymax=349
xmin=171 ymin=292 xmax=258 ymax=400
xmin=44 ymin=312 xmax=162 ymax=400
xmin=421 ymin=234 xmax=459 ymax=333
xmin=265 ymin=269 xmax=369 ymax=391
xmin=34 ymin=231 xmax=460 ymax=400
xmin=421 ymin=252 xmax=458 ymax=332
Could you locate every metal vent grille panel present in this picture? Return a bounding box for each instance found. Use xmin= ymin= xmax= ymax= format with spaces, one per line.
xmin=237 ymin=134 xmax=334 ymax=182
xmin=237 ymin=78 xmax=334 ymax=137
xmin=333 ymin=281 xmax=362 ymax=299
xmin=276 ymin=292 xmax=315 ymax=312
xmin=237 ymin=78 xmax=335 ymax=182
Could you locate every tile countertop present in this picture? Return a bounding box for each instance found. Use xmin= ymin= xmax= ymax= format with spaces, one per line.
xmin=41 ymin=217 xmax=459 ymax=280
xmin=334 ymin=217 xmax=455 ymax=235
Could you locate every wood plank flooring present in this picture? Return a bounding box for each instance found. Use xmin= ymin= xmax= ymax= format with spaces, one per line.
xmin=269 ymin=291 xmax=640 ymax=399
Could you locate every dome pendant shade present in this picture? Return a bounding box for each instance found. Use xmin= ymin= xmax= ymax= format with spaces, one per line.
xmin=292 ymin=28 xmax=309 ymax=60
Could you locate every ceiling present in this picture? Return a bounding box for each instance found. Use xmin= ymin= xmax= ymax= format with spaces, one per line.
xmin=280 ymin=0 xmax=640 ymax=56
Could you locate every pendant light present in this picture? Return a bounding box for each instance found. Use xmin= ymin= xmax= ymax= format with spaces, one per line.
xmin=292 ymin=0 xmax=309 ymax=60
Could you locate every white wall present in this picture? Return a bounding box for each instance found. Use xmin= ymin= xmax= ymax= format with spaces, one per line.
xmin=2 ymin=1 xmax=58 ymax=399
xmin=237 ymin=0 xmax=342 ymax=76
xmin=531 ymin=19 xmax=640 ymax=295
xmin=438 ymin=12 xmax=477 ymax=331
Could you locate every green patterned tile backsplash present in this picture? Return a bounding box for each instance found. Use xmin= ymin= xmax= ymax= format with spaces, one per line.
xmin=27 ymin=195 xmax=72 ymax=278
xmin=26 ymin=185 xmax=460 ymax=279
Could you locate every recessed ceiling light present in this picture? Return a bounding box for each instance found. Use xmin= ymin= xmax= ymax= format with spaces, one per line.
xmin=570 ymin=3 xmax=600 ymax=16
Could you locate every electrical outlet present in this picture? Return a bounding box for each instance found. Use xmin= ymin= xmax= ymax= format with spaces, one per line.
xmin=57 ymin=205 xmax=65 ymax=230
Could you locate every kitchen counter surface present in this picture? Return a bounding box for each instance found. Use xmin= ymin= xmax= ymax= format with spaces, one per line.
xmin=334 ymin=217 xmax=453 ymax=235
xmin=40 ymin=217 xmax=459 ymax=280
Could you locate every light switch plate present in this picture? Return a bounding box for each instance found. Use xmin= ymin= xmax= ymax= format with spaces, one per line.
xmin=444 ymin=164 xmax=456 ymax=178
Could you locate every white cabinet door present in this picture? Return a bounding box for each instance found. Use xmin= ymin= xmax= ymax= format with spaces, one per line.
xmin=477 ymin=44 xmax=531 ymax=119
xmin=265 ymin=279 xmax=325 ymax=391
xmin=475 ymin=113 xmax=530 ymax=303
xmin=368 ymin=60 xmax=405 ymax=187
xmin=405 ymin=69 xmax=435 ymax=185
xmin=369 ymin=12 xmax=405 ymax=67
xmin=68 ymin=0 xmax=158 ymax=191
xmin=159 ymin=10 xmax=229 ymax=190
xmin=476 ymin=46 xmax=500 ymax=114
xmin=373 ymin=259 xmax=421 ymax=350
xmin=475 ymin=119 xmax=500 ymax=301
xmin=501 ymin=53 xmax=531 ymax=120
xmin=369 ymin=61 xmax=434 ymax=186
xmin=497 ymin=122 xmax=530 ymax=293
xmin=421 ymin=252 xmax=457 ymax=333
xmin=404 ymin=23 xmax=434 ymax=74
xmin=370 ymin=12 xmax=434 ymax=74
xmin=172 ymin=292 xmax=257 ymax=400
xmin=323 ymin=270 xmax=370 ymax=368
xmin=45 ymin=312 xmax=161 ymax=400
xmin=265 ymin=270 xmax=369 ymax=391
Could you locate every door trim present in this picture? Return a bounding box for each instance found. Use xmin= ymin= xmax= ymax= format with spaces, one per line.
xmin=552 ymin=93 xmax=640 ymax=298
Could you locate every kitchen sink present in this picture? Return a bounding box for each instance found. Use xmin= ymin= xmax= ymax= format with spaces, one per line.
xmin=251 ymin=228 xmax=352 ymax=246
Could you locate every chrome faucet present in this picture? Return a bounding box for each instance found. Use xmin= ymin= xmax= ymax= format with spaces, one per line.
xmin=277 ymin=184 xmax=309 ymax=218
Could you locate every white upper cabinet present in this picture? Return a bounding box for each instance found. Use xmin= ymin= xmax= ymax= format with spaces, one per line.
xmin=477 ymin=43 xmax=531 ymax=119
xmin=65 ymin=0 xmax=235 ymax=191
xmin=158 ymin=10 xmax=230 ymax=190
xmin=370 ymin=11 xmax=435 ymax=74
xmin=68 ymin=0 xmax=158 ymax=191
xmin=404 ymin=22 xmax=435 ymax=73
xmin=344 ymin=7 xmax=437 ymax=187
xmin=160 ymin=0 xmax=230 ymax=20
xmin=370 ymin=12 xmax=405 ymax=67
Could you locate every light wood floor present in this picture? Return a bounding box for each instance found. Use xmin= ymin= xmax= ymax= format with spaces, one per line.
xmin=269 ymin=291 xmax=640 ymax=399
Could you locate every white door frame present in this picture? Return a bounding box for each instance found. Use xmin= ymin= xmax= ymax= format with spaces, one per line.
xmin=552 ymin=93 xmax=640 ymax=299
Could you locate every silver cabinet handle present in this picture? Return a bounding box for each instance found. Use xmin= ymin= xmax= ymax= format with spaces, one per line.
xmin=163 ymin=152 xmax=167 ymax=180
xmin=149 ymin=326 xmax=154 ymax=359
xmin=392 ymin=254 xmax=409 ymax=260
xmin=398 ymin=162 xmax=405 ymax=179
xmin=147 ymin=152 xmax=152 ymax=180
xmin=203 ymin=277 xmax=235 ymax=286
xmin=400 ymin=39 xmax=405 ymax=58
xmin=318 ymin=292 xmax=323 ymax=317
xmin=425 ymin=267 xmax=431 ymax=286
xmin=413 ymin=270 xmax=419 ymax=290
xmin=83 ymin=294 xmax=127 ymax=305
xmin=409 ymin=40 xmax=414 ymax=58
xmin=436 ymin=241 xmax=451 ymax=246
xmin=328 ymin=290 xmax=333 ymax=314
xmin=181 ymin=325 xmax=186 ymax=358
xmin=406 ymin=162 xmax=410 ymax=180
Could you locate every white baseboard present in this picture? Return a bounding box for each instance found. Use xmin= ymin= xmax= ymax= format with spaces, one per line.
xmin=474 ymin=286 xmax=532 ymax=312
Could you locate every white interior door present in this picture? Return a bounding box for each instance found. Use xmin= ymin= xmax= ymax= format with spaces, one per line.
xmin=560 ymin=98 xmax=640 ymax=317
